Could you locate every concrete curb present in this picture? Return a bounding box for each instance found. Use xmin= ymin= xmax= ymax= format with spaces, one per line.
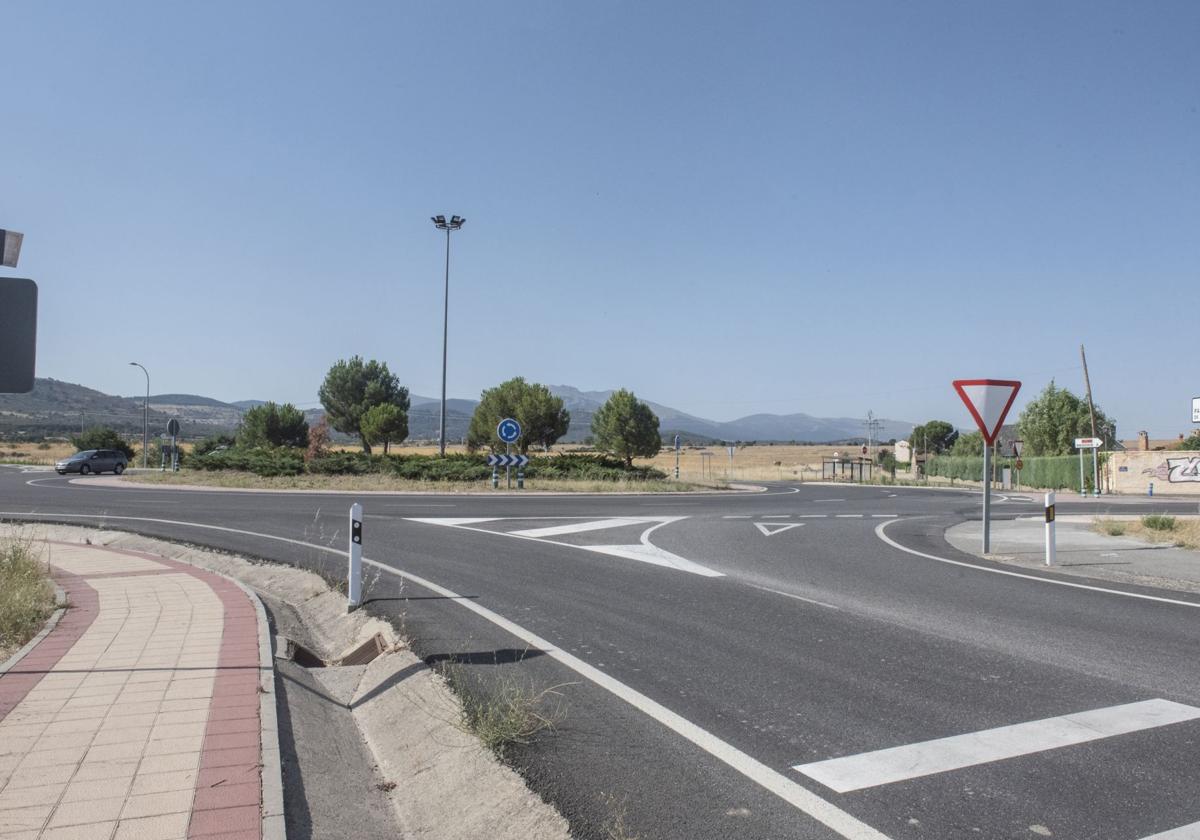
xmin=0 ymin=584 xmax=66 ymax=677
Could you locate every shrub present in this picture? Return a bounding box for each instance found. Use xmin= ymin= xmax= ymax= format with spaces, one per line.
xmin=1142 ymin=514 xmax=1176 ymax=532
xmin=193 ymin=434 xmax=236 ymax=458
xmin=0 ymin=537 xmax=54 ymax=653
xmin=238 ymin=402 xmax=309 ymax=449
xmin=190 ymin=447 xmax=305 ymax=476
xmin=70 ymin=427 xmax=135 ymax=460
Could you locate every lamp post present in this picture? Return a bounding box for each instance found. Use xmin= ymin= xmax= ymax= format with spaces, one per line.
xmin=430 ymin=214 xmax=465 ymax=457
xmin=129 ymin=362 xmax=149 ymax=468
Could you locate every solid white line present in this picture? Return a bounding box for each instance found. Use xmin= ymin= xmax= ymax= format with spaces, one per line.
xmin=723 ymin=515 xmax=751 ymax=519
xmin=870 ymin=514 xmax=897 ymax=519
xmin=814 ymin=499 xmax=844 ymax=502
xmin=874 ymin=519 xmax=1200 ymax=609
xmin=795 ymin=699 xmax=1200 ymax=793
xmin=510 ymin=518 xmax=649 ymax=538
xmin=747 ymin=584 xmax=839 ymax=610
xmin=0 ymin=511 xmax=888 ymax=839
xmin=1140 ymin=821 xmax=1200 ymax=839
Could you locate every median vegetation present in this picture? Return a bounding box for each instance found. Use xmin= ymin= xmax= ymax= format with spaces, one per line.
xmin=0 ymin=536 xmax=55 ymax=659
xmin=1093 ymin=515 xmax=1199 ymax=550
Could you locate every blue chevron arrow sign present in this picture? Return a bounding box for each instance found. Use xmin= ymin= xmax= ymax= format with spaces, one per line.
xmin=487 ymin=454 xmax=529 ymax=467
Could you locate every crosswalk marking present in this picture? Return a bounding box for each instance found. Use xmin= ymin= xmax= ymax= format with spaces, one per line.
xmin=794 ymin=699 xmax=1200 ymax=793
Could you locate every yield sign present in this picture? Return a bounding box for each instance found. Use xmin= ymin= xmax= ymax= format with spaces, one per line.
xmin=754 ymin=522 xmax=805 ymax=536
xmin=952 ymin=379 xmax=1021 ymax=445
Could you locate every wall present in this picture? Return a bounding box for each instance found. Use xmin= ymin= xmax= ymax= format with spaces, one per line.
xmin=1109 ymin=450 xmax=1200 ymax=495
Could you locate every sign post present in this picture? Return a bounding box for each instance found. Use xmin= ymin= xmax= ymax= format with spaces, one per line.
xmin=166 ymin=418 xmax=181 ymax=472
xmin=347 ymin=503 xmax=363 ymax=611
xmin=496 ymin=418 xmax=522 ymax=490
xmin=1044 ymin=491 xmax=1056 ymax=566
xmin=953 ymin=379 xmax=1022 ymax=554
xmin=674 ymin=434 xmax=681 ymax=480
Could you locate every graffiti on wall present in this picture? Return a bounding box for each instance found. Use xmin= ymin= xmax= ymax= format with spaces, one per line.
xmin=1143 ymin=457 xmax=1200 ymax=483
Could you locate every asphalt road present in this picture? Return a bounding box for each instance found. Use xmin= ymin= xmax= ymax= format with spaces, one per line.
xmin=2 ymin=467 xmax=1198 ymax=840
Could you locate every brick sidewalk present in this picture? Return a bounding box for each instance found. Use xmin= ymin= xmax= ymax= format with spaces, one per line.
xmin=0 ymin=542 xmax=281 ymax=840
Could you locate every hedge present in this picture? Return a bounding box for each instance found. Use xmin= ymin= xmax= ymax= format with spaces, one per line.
xmin=926 ymin=454 xmax=1103 ymax=491
xmin=192 ymin=449 xmax=666 ymax=482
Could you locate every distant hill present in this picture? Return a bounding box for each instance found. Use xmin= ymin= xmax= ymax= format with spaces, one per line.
xmin=2 ymin=378 xmax=914 ymax=445
xmin=0 ymin=379 xmax=171 ymax=439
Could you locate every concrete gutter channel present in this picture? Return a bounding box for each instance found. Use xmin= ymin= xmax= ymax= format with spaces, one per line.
xmin=8 ymin=524 xmax=571 ymax=840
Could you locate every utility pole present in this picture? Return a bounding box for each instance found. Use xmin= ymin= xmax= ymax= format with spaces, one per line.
xmin=1080 ymin=344 xmax=1098 ymax=439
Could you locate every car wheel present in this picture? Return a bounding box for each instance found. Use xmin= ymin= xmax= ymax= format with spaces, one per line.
xmin=57 ymin=470 xmax=65 ymax=475
xmin=114 ymin=463 xmax=125 ymax=475
xmin=80 ymin=464 xmax=91 ymax=475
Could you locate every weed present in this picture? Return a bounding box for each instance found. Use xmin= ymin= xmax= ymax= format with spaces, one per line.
xmin=440 ymin=662 xmax=571 ymax=758
xmin=1100 ymin=520 xmax=1127 ymax=536
xmin=0 ymin=535 xmax=55 ymax=657
xmin=600 ymin=792 xmax=641 ymax=840
xmin=1142 ymin=514 xmax=1177 ymax=532
xmin=375 ymin=780 xmax=397 ymax=792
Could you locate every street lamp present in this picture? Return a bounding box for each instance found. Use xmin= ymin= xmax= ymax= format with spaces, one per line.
xmin=129 ymin=362 xmax=149 ymax=468
xmin=431 ymin=214 xmax=465 ymax=457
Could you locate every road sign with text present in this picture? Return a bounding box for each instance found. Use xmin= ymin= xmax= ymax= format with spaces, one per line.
xmin=1074 ymin=437 xmax=1103 ymax=449
xmin=1193 ymin=397 xmax=1199 ymax=424
xmin=952 ymin=379 xmax=1022 ymax=444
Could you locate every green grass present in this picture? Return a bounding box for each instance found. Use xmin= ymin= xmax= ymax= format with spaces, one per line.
xmin=0 ymin=537 xmax=55 ymax=659
xmin=440 ymin=662 xmax=570 ymax=758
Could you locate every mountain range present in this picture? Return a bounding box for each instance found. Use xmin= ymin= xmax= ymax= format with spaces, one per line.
xmin=0 ymin=378 xmax=913 ymax=444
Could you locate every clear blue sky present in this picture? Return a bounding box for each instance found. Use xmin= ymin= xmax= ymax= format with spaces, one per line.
xmin=3 ymin=2 xmax=1196 ymax=437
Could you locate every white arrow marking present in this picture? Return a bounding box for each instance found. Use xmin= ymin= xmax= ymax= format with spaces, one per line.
xmin=754 ymin=522 xmax=805 ymax=536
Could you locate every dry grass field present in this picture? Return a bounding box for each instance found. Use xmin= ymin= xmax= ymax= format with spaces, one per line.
xmin=634 ymin=443 xmax=876 ymax=482
xmin=0 ymin=441 xmax=83 ymax=465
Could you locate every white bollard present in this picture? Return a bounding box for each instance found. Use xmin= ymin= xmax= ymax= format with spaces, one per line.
xmin=348 ymin=502 xmax=363 ymax=610
xmin=1044 ymin=492 xmax=1056 ymax=566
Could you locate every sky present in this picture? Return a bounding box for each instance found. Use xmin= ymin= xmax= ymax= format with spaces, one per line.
xmin=2 ymin=2 xmax=1197 ymax=437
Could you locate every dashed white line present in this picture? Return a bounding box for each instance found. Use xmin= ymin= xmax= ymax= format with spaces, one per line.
xmin=870 ymin=514 xmax=897 ymax=519
xmin=835 ymin=514 xmax=864 ymax=518
xmin=723 ymin=515 xmax=751 ymax=519
xmin=760 ymin=514 xmax=790 ymax=519
xmin=798 ymin=514 xmax=828 ymax=518
xmin=795 ymin=699 xmax=1200 ymax=793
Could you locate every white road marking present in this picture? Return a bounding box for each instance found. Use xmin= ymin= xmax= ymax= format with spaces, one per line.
xmin=795 ymin=699 xmax=1200 ymax=793
xmin=509 ymin=517 xmax=654 ymax=538
xmin=798 ymin=514 xmax=828 ymax=518
xmin=0 ymin=511 xmax=888 ymax=840
xmin=760 ymin=514 xmax=790 ymax=518
xmin=723 ymin=515 xmax=751 ymax=519
xmin=747 ymin=584 xmax=839 ymax=610
xmin=408 ymin=516 xmax=724 ymax=578
xmin=875 ymin=519 xmax=1200 ymax=609
xmin=754 ymin=522 xmax=805 ymax=536
xmin=835 ymin=514 xmax=864 ymax=518
xmin=870 ymin=514 xmax=897 ymax=519
xmin=407 ymin=517 xmax=499 ymax=526
xmin=1140 ymin=821 xmax=1200 ymax=839
xmin=814 ymin=499 xmax=844 ymax=502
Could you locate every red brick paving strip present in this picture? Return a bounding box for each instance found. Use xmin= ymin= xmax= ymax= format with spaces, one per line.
xmin=0 ymin=572 xmax=98 ymax=720
xmin=3 ymin=542 xmax=268 ymax=839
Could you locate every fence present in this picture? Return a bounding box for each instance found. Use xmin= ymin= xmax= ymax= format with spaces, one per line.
xmin=926 ymin=454 xmax=1102 ymax=492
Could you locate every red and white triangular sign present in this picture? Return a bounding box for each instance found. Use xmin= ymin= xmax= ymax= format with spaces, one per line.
xmin=952 ymin=379 xmax=1022 ymax=445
